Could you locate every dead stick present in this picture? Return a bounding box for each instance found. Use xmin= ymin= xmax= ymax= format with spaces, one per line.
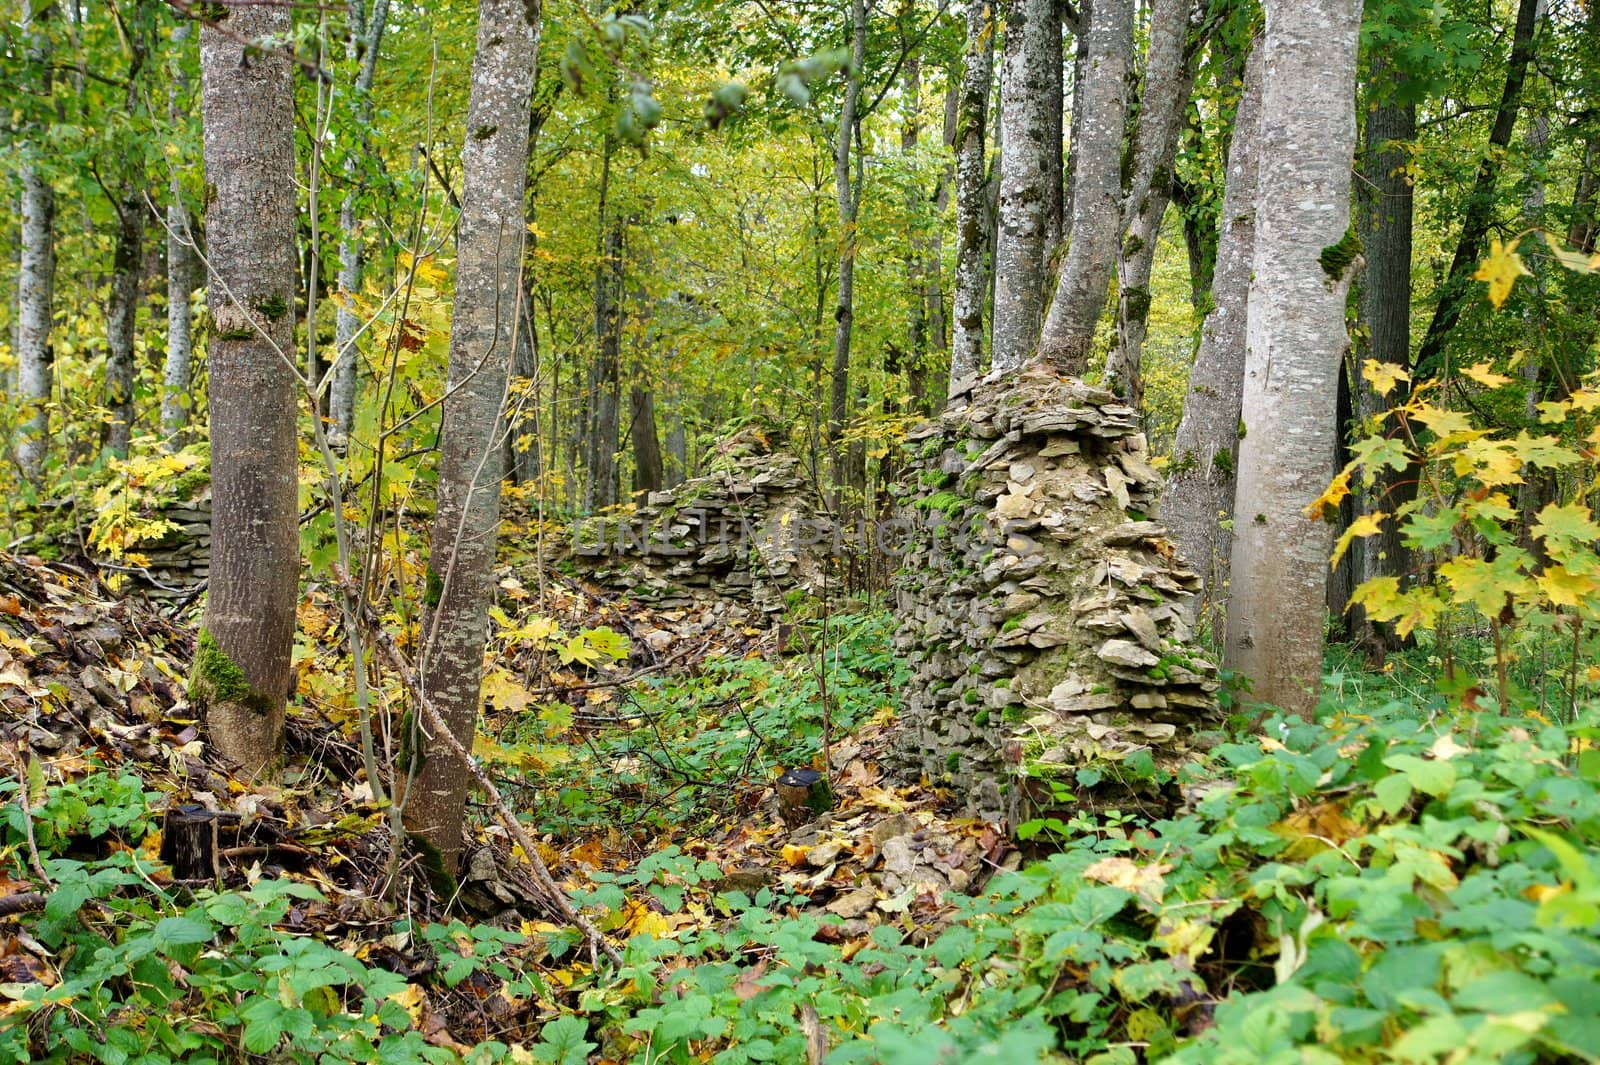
xmin=13 ymin=749 xmax=52 ymax=889
xmin=330 ymin=565 xmax=623 ymax=966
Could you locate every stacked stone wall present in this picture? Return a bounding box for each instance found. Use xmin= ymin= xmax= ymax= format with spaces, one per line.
xmin=891 ymin=366 xmax=1219 ymax=822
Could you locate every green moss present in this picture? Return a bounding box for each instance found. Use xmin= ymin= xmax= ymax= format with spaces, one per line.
xmin=1319 ymin=227 xmax=1363 ymax=281
xmin=1214 ymin=448 xmax=1234 ymax=476
xmin=1237 ymin=420 xmax=1247 ymax=440
xmin=1122 ymin=234 xmax=1145 ymax=259
xmin=974 ymin=709 xmax=991 ymax=727
xmin=189 ymin=629 xmax=275 ymax=716
xmin=1123 ymin=286 xmax=1151 ymax=323
xmin=945 ymin=752 xmax=961 ymax=772
xmin=963 ymin=688 xmax=980 ymax=705
xmin=409 ymin=833 xmax=459 ymax=899
xmin=473 ymin=124 xmax=498 ymax=141
xmin=254 ymin=293 xmax=290 ymax=320
xmin=1001 ymin=615 xmax=1025 ymax=634
xmin=1002 ymin=705 xmax=1025 ymax=724
xmin=218 ymin=328 xmax=256 ymax=341
xmin=424 ymin=565 xmax=443 ymax=607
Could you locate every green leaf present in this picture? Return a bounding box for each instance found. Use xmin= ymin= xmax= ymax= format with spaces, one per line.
xmin=1383 ymin=754 xmax=1455 ymax=798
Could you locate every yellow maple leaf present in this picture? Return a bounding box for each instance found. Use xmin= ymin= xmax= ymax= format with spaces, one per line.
xmin=1361 ymin=360 xmax=1411 ymax=397
xmin=1461 ymin=361 xmax=1512 ymax=388
xmin=1330 ymin=512 xmax=1385 ymax=570
xmin=1473 ymin=237 xmax=1530 ymax=309
xmin=1537 ymin=565 xmax=1598 ymax=609
xmin=1306 ymin=470 xmax=1352 ymax=522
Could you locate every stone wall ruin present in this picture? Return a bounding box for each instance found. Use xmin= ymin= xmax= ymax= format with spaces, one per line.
xmin=890 ymin=365 xmax=1219 ymax=822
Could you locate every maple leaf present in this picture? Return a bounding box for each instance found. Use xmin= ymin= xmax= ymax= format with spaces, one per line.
xmin=1331 ymin=512 xmax=1385 ymax=570
xmin=1361 ymin=359 xmax=1411 ymax=397
xmin=1533 ymin=503 xmax=1600 ymax=551
xmin=1306 ymin=470 xmax=1352 ymax=522
xmin=1473 ymin=237 xmax=1530 ymax=308
xmin=1542 ymin=231 xmax=1599 ymax=275
xmin=1452 ymin=438 xmax=1523 ymax=487
xmin=1537 ymin=564 xmax=1598 ymax=609
xmin=1408 ymin=404 xmax=1478 ymax=443
xmin=1461 ymin=361 xmax=1512 ymax=388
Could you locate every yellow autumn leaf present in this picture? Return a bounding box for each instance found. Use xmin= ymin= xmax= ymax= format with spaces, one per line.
xmin=1409 ymin=404 xmax=1479 ymax=443
xmin=1542 ymin=231 xmax=1597 ymax=274
xmin=1537 ymin=565 xmax=1598 ymax=609
xmin=1473 ymin=237 xmax=1530 ymax=308
xmin=1361 ymin=359 xmax=1411 ymax=397
xmin=780 ymin=843 xmax=810 ymax=867
xmin=1306 ymin=470 xmax=1352 ymax=522
xmin=1330 ymin=512 xmax=1385 ymax=570
xmin=1453 ymin=438 xmax=1523 ymax=487
xmin=387 ymin=983 xmax=426 ymax=1025
xmin=1462 ymin=361 xmax=1513 ymax=388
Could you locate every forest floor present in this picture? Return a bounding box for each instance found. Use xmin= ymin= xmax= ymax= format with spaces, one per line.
xmin=2 ymin=549 xmax=1599 ymax=1064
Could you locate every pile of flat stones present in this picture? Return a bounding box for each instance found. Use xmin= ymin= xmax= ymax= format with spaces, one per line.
xmin=570 ymin=452 xmax=822 ymax=616
xmin=891 ymin=364 xmax=1219 ymax=822
xmin=96 ymin=492 xmax=212 ymax=601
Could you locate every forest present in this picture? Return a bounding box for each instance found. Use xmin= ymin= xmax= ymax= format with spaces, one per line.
xmin=3 ymin=0 xmax=1600 ymax=1060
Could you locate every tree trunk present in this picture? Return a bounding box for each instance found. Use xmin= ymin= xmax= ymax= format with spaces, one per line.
xmin=588 ymin=214 xmax=624 ymax=510
xmin=1159 ymin=40 xmax=1263 ymax=628
xmin=1350 ymin=55 xmax=1416 ymax=650
xmin=105 ymin=193 xmax=146 ymax=458
xmin=1412 ymin=0 xmax=1540 ymax=378
xmin=901 ymin=50 xmax=928 ymax=408
xmin=920 ymin=77 xmax=959 ymax=412
xmin=1036 ymin=0 xmax=1133 ymax=374
xmin=1225 ymin=0 xmax=1363 ymax=719
xmin=950 ymin=0 xmax=994 ymax=392
xmin=1041 ymin=0 xmax=1065 ymax=264
xmin=194 ymin=0 xmax=305 ymax=779
xmin=630 ymin=386 xmax=663 ymax=500
xmin=829 ymin=0 xmax=867 ymax=481
xmin=990 ymin=0 xmax=1056 ymax=374
xmin=332 ymin=0 xmax=392 ymax=442
xmin=1104 ymin=0 xmax=1194 ymax=409
xmin=16 ymin=1 xmax=55 ymax=480
xmin=162 ymin=23 xmax=197 ymax=449
xmin=407 ymin=0 xmax=539 ymax=869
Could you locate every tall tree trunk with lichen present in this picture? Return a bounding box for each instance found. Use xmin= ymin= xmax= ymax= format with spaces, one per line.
xmin=950 ymin=0 xmax=994 ymax=391
xmin=162 ymin=24 xmax=197 ymax=447
xmin=1159 ymin=39 xmax=1262 ymax=631
xmin=405 ymin=0 xmax=539 ymax=869
xmin=989 ymin=0 xmax=1056 ymax=374
xmin=1225 ymin=0 xmax=1364 ymax=719
xmin=1036 ymin=0 xmax=1133 ymax=373
xmin=193 ymin=0 xmax=303 ymax=779
xmin=1104 ymin=0 xmax=1194 ymax=409
xmin=16 ymin=0 xmax=55 ymax=479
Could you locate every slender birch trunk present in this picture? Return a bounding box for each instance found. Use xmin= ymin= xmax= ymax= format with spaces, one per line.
xmin=1225 ymin=0 xmax=1364 ymax=718
xmin=1159 ymin=40 xmax=1263 ymax=628
xmin=1104 ymin=0 xmax=1194 ymax=408
xmin=162 ymin=26 xmax=197 ymax=446
xmin=332 ymin=0 xmax=392 ymax=441
xmin=950 ymin=0 xmax=994 ymax=391
xmin=17 ymin=1 xmax=55 ymax=479
xmin=1036 ymin=0 xmax=1133 ymax=374
xmin=193 ymin=0 xmax=304 ymax=779
xmin=407 ymin=0 xmax=539 ymax=868
xmin=989 ymin=0 xmax=1056 ymax=374
xmin=829 ymin=0 xmax=868 ymax=473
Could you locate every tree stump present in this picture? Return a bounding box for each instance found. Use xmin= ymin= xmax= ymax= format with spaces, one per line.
xmin=160 ymin=805 xmax=219 ymax=883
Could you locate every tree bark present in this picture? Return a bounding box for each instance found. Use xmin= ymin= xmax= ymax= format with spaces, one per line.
xmin=1036 ymin=0 xmax=1133 ymax=374
xmin=406 ymin=0 xmax=539 ymax=868
xmin=950 ymin=0 xmax=994 ymax=391
xmin=1225 ymin=0 xmax=1364 ymax=719
xmin=588 ymin=212 xmax=624 ymax=510
xmin=990 ymin=0 xmax=1056 ymax=374
xmin=1159 ymin=40 xmax=1262 ymax=627
xmin=1350 ymin=55 xmax=1416 ymax=649
xmin=195 ymin=0 xmax=304 ymax=779
xmin=829 ymin=0 xmax=867 ymax=480
xmin=332 ymin=0 xmax=392 ymax=442
xmin=16 ymin=0 xmax=55 ymax=480
xmin=105 ymin=193 xmax=146 ymax=458
xmin=1412 ymin=0 xmax=1541 ymax=378
xmin=630 ymin=386 xmax=663 ymax=500
xmin=1104 ymin=0 xmax=1194 ymax=409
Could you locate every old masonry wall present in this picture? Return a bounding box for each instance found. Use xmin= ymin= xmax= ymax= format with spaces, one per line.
xmin=891 ymin=365 xmax=1220 ymax=823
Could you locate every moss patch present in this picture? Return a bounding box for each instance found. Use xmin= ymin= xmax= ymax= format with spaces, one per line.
xmin=189 ymin=629 xmax=276 ymax=716
xmin=1319 ymin=227 xmax=1363 ymax=281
